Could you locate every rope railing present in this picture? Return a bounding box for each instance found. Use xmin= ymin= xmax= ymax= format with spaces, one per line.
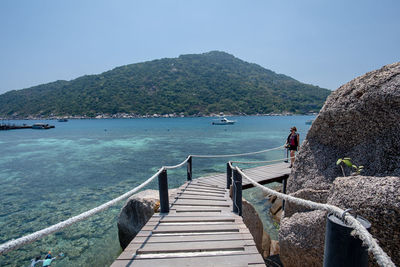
xmin=164 ymin=155 xmax=191 ymax=169
xmin=0 ymin=146 xmax=286 ymax=256
xmin=191 ymin=145 xmax=284 ymax=158
xmin=0 ymin=156 xmax=192 ymax=256
xmin=230 ymin=156 xmax=294 ymax=165
xmin=232 ymin=166 xmax=395 ymax=267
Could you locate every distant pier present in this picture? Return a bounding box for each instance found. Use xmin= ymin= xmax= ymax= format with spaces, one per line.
xmin=0 ymin=123 xmax=55 ymax=130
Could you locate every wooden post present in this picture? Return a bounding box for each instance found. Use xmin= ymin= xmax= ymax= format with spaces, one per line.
xmin=226 ymin=163 xmax=232 ymax=189
xmin=158 ymin=169 xmax=169 ymax=213
xmin=232 ymin=169 xmax=242 ymax=216
xmin=187 ymin=156 xmax=192 ymax=181
xmin=284 ymin=147 xmax=289 ymax=163
xmin=323 ymin=213 xmax=371 ymax=267
xmin=282 ymin=177 xmax=287 ymax=210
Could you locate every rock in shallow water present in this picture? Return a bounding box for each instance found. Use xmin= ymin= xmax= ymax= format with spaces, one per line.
xmin=242 ymin=198 xmax=272 ymax=259
xmin=117 ymin=189 xmax=159 ymax=249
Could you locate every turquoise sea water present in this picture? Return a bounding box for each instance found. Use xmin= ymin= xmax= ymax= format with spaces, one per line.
xmin=0 ymin=116 xmax=313 ymax=266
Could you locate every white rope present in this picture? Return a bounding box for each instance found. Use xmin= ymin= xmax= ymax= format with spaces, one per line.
xmin=0 ymin=153 xmax=193 ymax=255
xmin=235 ymin=167 xmax=395 ymax=267
xmin=0 ymin=168 xmax=164 ymax=256
xmin=191 ymin=145 xmax=284 ymax=158
xmin=164 ymin=156 xmax=191 ymax=170
xmin=230 ymin=156 xmax=294 ymax=165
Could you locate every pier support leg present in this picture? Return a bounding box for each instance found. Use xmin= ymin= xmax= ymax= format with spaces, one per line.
xmin=284 ymin=148 xmax=289 ymax=163
xmin=282 ymin=177 xmax=287 ymax=210
xmin=232 ymin=169 xmax=242 ymax=216
xmin=323 ymin=213 xmax=370 ymax=267
xmin=187 ymin=156 xmax=192 ymax=181
xmin=158 ymin=169 xmax=169 ymax=213
xmin=226 ymin=163 xmax=232 ymax=189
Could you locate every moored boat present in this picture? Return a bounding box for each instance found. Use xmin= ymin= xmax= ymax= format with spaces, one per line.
xmin=212 ymin=117 xmax=236 ymax=125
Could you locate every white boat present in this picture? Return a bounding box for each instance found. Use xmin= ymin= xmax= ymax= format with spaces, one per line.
xmin=212 ymin=117 xmax=235 ymax=125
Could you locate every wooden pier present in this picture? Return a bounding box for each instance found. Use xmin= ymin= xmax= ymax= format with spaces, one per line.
xmin=241 ymin=162 xmax=290 ymax=189
xmin=0 ymin=123 xmax=55 ymax=130
xmin=111 ymin=163 xmax=290 ymax=267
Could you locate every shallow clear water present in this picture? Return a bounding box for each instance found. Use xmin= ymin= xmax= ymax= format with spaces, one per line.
xmin=0 ymin=116 xmax=313 ymax=266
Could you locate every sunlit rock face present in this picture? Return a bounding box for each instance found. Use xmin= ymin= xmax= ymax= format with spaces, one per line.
xmin=279 ymin=62 xmax=400 ymax=267
xmin=117 ymin=190 xmax=159 ymax=249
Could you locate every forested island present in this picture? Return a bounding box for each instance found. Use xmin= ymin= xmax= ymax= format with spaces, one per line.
xmin=0 ymin=51 xmax=331 ymax=119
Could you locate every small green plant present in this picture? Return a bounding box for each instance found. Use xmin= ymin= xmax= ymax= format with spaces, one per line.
xmin=336 ymin=157 xmax=364 ymax=176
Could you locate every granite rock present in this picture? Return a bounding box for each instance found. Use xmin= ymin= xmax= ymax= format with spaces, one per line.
xmin=284 ymin=188 xmax=329 ymax=217
xmin=270 ymin=240 xmax=281 ymax=256
xmin=327 ymin=176 xmax=400 ymax=266
xmin=279 ymin=210 xmax=327 ymax=267
xmin=117 ymin=189 xmax=159 ymax=249
xmin=280 ymin=62 xmax=400 ymax=267
xmin=242 ymin=198 xmax=271 ymax=259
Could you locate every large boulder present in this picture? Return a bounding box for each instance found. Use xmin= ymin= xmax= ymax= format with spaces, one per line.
xmin=327 ymin=176 xmax=400 ymax=265
xmin=279 ymin=210 xmax=327 ymax=266
xmin=242 ymin=198 xmax=272 ymax=259
xmin=280 ymin=62 xmax=400 ymax=267
xmin=117 ymin=190 xmax=159 ymax=249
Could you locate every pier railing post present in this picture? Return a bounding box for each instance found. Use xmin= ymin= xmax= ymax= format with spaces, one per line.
xmin=158 ymin=169 xmax=169 ymax=213
xmin=282 ymin=177 xmax=287 ymax=210
xmin=323 ymin=213 xmax=371 ymax=267
xmin=232 ymin=169 xmax=242 ymax=216
xmin=226 ymin=163 xmax=232 ymax=189
xmin=284 ymin=147 xmax=289 ymax=163
xmin=187 ymin=156 xmax=192 ymax=181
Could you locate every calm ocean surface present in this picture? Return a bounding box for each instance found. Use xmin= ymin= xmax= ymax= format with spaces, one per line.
xmin=0 ymin=116 xmax=314 ymax=266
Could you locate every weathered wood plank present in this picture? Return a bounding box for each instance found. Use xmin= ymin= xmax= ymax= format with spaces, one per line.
xmin=180 ymin=189 xmax=226 ymax=196
xmin=111 ymin=251 xmax=264 ymax=267
xmin=173 ymin=200 xmax=230 ymax=207
xmin=149 ymin=216 xmax=236 ymax=223
xmin=136 ymin=240 xmax=254 ymax=254
xmin=142 ymin=223 xmax=242 ymax=233
xmin=129 ymin=233 xmax=254 ymax=244
xmin=185 ymin=184 xmax=226 ymax=191
xmin=119 ymin=244 xmax=260 ymax=259
xmin=176 ymin=191 xmax=227 ymax=197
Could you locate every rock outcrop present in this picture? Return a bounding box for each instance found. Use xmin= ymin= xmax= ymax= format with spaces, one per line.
xmin=242 ymin=198 xmax=272 ymax=259
xmin=327 ymin=176 xmax=400 ymax=265
xmin=117 ymin=190 xmax=159 ymax=249
xmin=280 ymin=62 xmax=400 ymax=267
xmin=266 ymin=185 xmax=284 ymax=223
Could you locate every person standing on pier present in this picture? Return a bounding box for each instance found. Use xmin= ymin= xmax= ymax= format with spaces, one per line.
xmin=286 ymin=126 xmax=300 ymax=168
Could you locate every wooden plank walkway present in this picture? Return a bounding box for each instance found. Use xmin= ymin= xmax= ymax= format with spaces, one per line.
xmin=241 ymin=162 xmax=290 ymax=189
xmin=111 ymin=163 xmax=290 ymax=267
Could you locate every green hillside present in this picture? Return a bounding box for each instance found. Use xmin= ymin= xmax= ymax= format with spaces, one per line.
xmin=0 ymin=51 xmax=331 ymax=118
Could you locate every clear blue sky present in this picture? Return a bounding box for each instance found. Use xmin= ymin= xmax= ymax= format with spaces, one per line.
xmin=0 ymin=0 xmax=399 ymax=94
